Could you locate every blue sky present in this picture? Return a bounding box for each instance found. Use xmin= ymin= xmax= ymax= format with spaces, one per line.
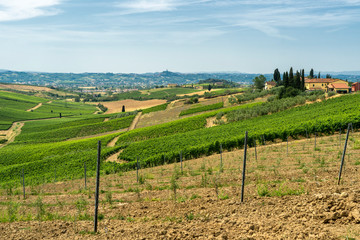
xmin=0 ymin=0 xmax=360 ymax=74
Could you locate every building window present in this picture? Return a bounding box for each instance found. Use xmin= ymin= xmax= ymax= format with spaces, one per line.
xmin=313 ymin=84 xmax=315 ymax=87
xmin=322 ymin=84 xmax=324 ymax=86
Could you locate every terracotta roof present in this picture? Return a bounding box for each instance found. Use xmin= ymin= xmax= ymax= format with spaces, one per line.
xmin=352 ymin=82 xmax=360 ymax=86
xmin=327 ymin=83 xmax=350 ymax=89
xmin=266 ymin=81 xmax=276 ymax=86
xmin=305 ymin=78 xmax=337 ymax=83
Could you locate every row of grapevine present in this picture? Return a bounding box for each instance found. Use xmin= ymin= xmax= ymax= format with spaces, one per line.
xmin=15 ymin=115 xmax=135 ymax=144
xmin=0 ymin=133 xmax=119 ymax=186
xmin=179 ymin=102 xmax=224 ymax=116
xmin=115 ymin=102 xmax=261 ymax=144
xmin=117 ymin=94 xmax=360 ymax=169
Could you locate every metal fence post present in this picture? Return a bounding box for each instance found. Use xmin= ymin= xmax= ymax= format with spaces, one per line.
xmin=338 ymin=124 xmax=351 ymax=185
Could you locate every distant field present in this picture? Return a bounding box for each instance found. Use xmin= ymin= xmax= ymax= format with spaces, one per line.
xmin=98 ymin=99 xmax=167 ymax=113
xmin=15 ymin=113 xmax=135 ymax=144
xmin=112 ymin=88 xmax=202 ymax=101
xmin=0 ymin=83 xmax=67 ymax=96
xmin=0 ymin=91 xmax=97 ymax=130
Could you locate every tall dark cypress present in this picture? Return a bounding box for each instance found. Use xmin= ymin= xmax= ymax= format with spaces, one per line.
xmin=273 ymin=68 xmax=281 ymax=85
xmin=282 ymin=72 xmax=286 ymax=86
xmin=318 ymin=72 xmax=321 ymax=78
xmin=295 ymin=71 xmax=301 ymax=90
xmin=289 ymin=67 xmax=294 ymax=88
xmin=309 ymin=69 xmax=314 ymax=78
xmin=284 ymin=71 xmax=289 ymax=88
xmin=301 ymin=69 xmax=305 ymax=91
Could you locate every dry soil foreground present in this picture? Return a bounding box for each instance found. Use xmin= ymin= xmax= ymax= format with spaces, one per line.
xmin=1 ymin=133 xmax=360 ymax=239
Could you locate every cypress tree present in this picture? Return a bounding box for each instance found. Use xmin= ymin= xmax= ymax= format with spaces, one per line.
xmin=282 ymin=72 xmax=286 ymax=86
xmin=295 ymin=71 xmax=301 ymax=90
xmin=273 ymin=68 xmax=281 ymax=85
xmin=318 ymin=72 xmax=321 ymax=78
xmin=284 ymin=71 xmax=289 ymax=88
xmin=289 ymin=67 xmax=294 ymax=88
xmin=301 ymin=69 xmax=305 ymax=91
xmin=122 ymin=105 xmax=125 ymax=112
xmin=309 ymin=69 xmax=314 ymax=78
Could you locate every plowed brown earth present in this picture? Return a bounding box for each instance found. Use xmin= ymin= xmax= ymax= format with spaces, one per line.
xmin=1 ymin=132 xmax=360 ymax=239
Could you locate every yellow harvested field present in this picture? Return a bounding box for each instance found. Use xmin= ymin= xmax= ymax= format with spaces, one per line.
xmin=0 ymin=84 xmax=53 ymax=92
xmin=177 ymin=90 xmax=208 ymax=96
xmin=99 ymin=99 xmax=167 ymax=113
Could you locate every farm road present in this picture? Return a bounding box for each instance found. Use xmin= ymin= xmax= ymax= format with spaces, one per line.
xmin=26 ymin=103 xmax=42 ymax=112
xmin=107 ymin=112 xmax=142 ymax=147
xmin=128 ymin=112 xmax=142 ymax=130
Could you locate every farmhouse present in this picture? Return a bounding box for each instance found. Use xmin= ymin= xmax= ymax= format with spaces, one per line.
xmin=167 ymin=83 xmax=178 ymax=88
xmin=265 ymin=81 xmax=276 ymax=90
xmin=326 ymin=83 xmax=351 ymax=94
xmin=305 ymin=78 xmax=348 ymax=91
xmin=352 ymin=82 xmax=360 ymax=92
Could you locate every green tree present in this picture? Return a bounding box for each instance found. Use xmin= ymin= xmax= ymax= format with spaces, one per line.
xmin=284 ymin=71 xmax=289 ymax=88
xmin=289 ymin=67 xmax=294 ymax=88
xmin=309 ymin=69 xmax=314 ymax=79
xmin=282 ymin=72 xmax=286 ymax=86
xmin=208 ymin=84 xmax=212 ymax=91
xmin=273 ymin=68 xmax=281 ymax=85
xmin=295 ymin=71 xmax=301 ymax=90
xmin=253 ymin=75 xmax=266 ymax=90
xmin=301 ymin=69 xmax=305 ymax=91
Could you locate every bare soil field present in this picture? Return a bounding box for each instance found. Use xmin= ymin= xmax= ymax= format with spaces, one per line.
xmin=97 ymin=99 xmax=167 ymax=114
xmin=0 ymin=84 xmax=53 ymax=92
xmin=0 ymin=84 xmax=66 ymax=96
xmin=177 ymin=90 xmax=209 ymax=97
xmin=1 ymin=132 xmax=359 ymax=239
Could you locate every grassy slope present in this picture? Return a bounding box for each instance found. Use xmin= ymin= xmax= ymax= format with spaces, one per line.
xmin=0 ymin=91 xmax=97 ymax=130
xmin=15 ymin=115 xmax=135 ymax=144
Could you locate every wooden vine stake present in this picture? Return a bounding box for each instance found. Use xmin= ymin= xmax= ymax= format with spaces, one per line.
xmin=84 ymin=162 xmax=87 ymax=190
xmin=241 ymin=131 xmax=248 ymax=203
xmin=180 ymin=151 xmax=183 ymax=174
xmin=254 ymin=140 xmax=257 ymax=161
xmin=22 ymin=168 xmax=25 ymax=200
xmin=339 ymin=128 xmax=342 ymax=148
xmin=136 ymin=156 xmax=139 ymax=183
xmin=338 ymin=124 xmax=351 ymax=185
xmin=286 ymin=136 xmax=289 ymax=156
xmin=219 ymin=143 xmax=223 ymax=173
xmin=94 ymin=141 xmax=101 ymax=233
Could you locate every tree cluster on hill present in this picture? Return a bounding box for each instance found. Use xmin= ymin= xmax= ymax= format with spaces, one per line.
xmin=198 ymin=78 xmax=238 ymax=88
xmin=272 ymin=67 xmax=306 ymax=98
xmin=252 ymin=75 xmax=267 ymax=90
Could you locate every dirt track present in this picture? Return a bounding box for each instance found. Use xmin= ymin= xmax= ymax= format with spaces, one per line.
xmin=26 ymin=102 xmax=43 ymax=112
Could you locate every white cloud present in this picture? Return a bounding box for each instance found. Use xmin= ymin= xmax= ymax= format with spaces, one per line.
xmin=213 ymin=0 xmax=360 ymax=38
xmin=115 ymin=0 xmax=210 ymax=14
xmin=0 ymin=0 xmax=61 ymax=22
